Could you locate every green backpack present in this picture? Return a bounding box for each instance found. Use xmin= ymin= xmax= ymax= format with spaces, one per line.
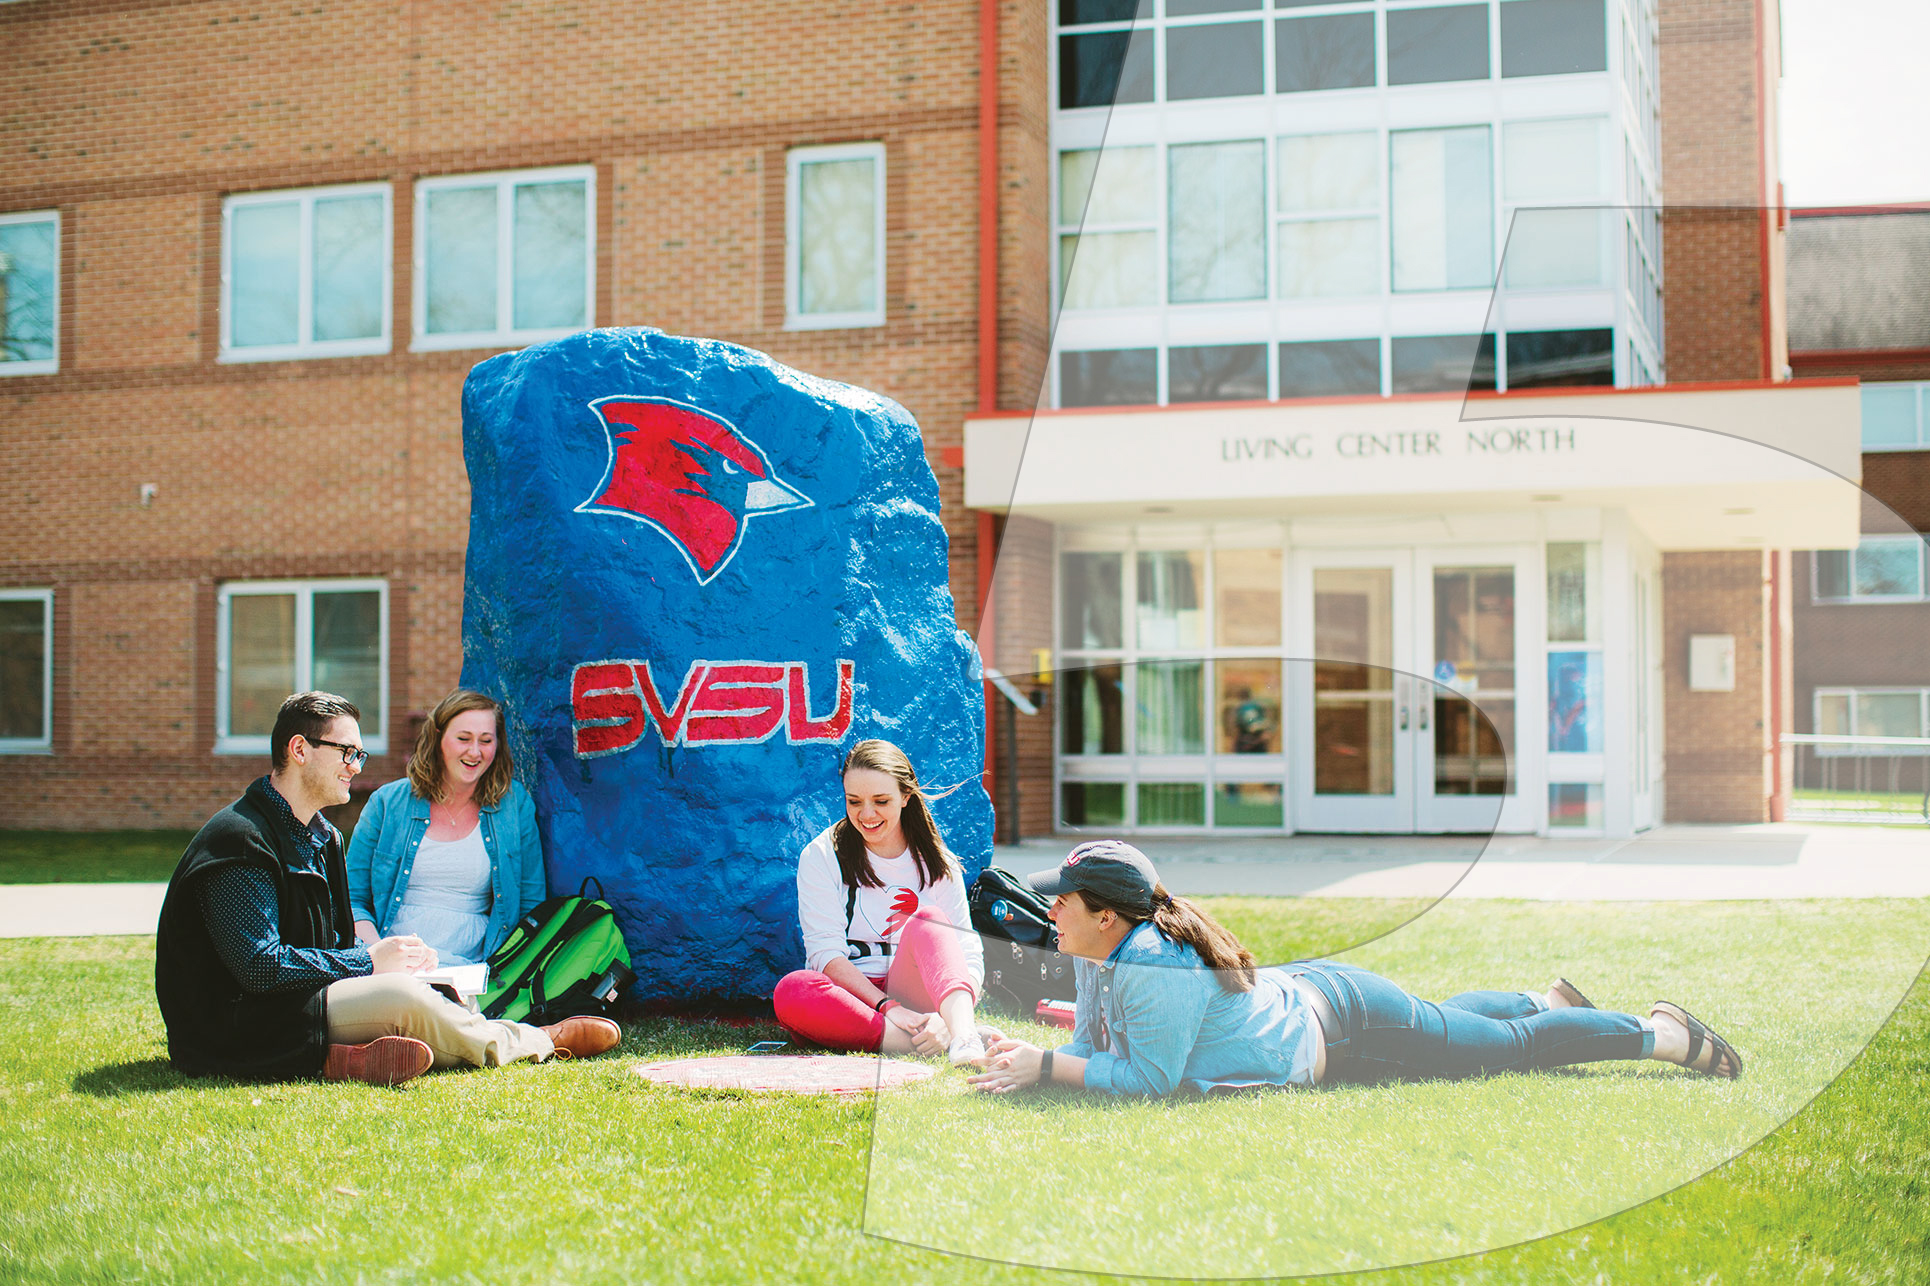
xmin=480 ymin=877 xmax=635 ymax=1026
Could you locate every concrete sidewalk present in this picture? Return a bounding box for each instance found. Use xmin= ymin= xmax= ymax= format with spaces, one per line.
xmin=994 ymin=823 xmax=1930 ymax=902
xmin=1 ymin=823 xmax=1924 ymax=939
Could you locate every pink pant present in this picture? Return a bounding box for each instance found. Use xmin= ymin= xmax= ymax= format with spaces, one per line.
xmin=773 ymin=907 xmax=979 ymax=1052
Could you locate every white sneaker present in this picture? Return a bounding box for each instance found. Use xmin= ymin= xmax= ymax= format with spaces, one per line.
xmin=947 ymin=1030 xmax=987 ymax=1067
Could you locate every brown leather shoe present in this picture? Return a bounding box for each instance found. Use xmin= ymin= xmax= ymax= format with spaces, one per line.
xmin=323 ymin=1036 xmax=434 ymax=1086
xmin=542 ymin=1015 xmax=622 ymax=1060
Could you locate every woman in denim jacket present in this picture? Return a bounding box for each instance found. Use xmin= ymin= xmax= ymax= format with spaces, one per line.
xmin=969 ymin=841 xmax=1739 ymax=1096
xmin=347 ymin=690 xmax=547 ymax=966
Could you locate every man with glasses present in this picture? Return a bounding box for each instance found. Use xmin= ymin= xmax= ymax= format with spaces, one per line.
xmin=156 ymin=690 xmax=618 ymax=1086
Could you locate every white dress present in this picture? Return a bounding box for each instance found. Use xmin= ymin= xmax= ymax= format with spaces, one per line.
xmin=392 ymin=824 xmax=492 ymax=965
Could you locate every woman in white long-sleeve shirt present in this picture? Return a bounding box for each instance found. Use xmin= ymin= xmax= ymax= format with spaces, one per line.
xmin=773 ymin=739 xmax=988 ymax=1066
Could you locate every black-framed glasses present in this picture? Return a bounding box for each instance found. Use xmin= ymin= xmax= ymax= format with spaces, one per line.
xmin=308 ymin=737 xmax=370 ymax=770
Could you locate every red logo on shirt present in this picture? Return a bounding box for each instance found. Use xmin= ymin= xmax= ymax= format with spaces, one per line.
xmin=884 ymin=887 xmax=920 ymax=937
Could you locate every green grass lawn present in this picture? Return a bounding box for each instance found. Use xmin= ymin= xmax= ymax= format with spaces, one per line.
xmin=0 ymin=831 xmax=194 ymax=884
xmin=1 ymin=900 xmax=1926 ymax=1284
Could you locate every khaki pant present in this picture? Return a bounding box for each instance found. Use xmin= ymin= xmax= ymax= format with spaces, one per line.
xmin=325 ymin=973 xmax=554 ymax=1069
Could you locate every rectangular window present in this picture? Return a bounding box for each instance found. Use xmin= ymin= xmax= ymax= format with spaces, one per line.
xmin=1507 ymin=328 xmax=1613 ymax=388
xmin=1548 ymin=782 xmax=1604 ymax=829
xmin=1387 ymin=5 xmax=1491 ymax=85
xmin=1060 ymin=28 xmax=1156 ymax=108
xmin=1061 ymin=551 xmax=1125 ymax=650
xmin=1501 ymin=0 xmax=1608 ymax=77
xmin=1276 ymin=12 xmax=1377 ymax=93
xmin=1136 ymin=550 xmax=1206 ymax=650
xmin=1391 ymin=127 xmax=1493 ymax=291
xmin=1169 ymin=141 xmax=1267 ymax=303
xmin=1061 ymin=0 xmax=1150 ymax=22
xmin=1861 ymin=383 xmax=1930 ymax=451
xmin=0 ymin=589 xmax=52 ymax=751
xmin=1215 ymin=548 xmax=1283 ymax=646
xmin=1217 ymin=658 xmax=1282 ymax=754
xmin=1392 ymin=333 xmax=1496 ymax=393
xmin=787 ymin=144 xmax=886 ymax=329
xmin=415 ymin=167 xmax=593 ymax=349
xmin=1812 ymin=689 xmax=1930 ymax=748
xmin=1277 ymin=132 xmax=1381 ymax=298
xmin=1060 ymin=348 xmax=1158 ymax=406
xmin=1215 ymin=781 xmax=1284 ymax=827
xmin=1167 ymin=21 xmax=1263 ymax=100
xmin=1137 ymin=660 xmax=1206 ymax=754
xmin=223 ymin=185 xmax=390 ymax=361
xmin=1169 ymin=343 xmax=1267 ymax=403
xmin=0 ymin=211 xmax=59 ymax=375
xmin=1502 ymin=118 xmax=1607 ymax=289
xmin=217 ymin=582 xmax=388 ymax=754
xmin=1138 ymin=781 xmax=1207 ymax=826
xmin=1060 ymin=665 xmax=1126 ymax=754
xmin=1058 ymin=147 xmax=1159 ymax=309
xmin=1062 ymin=780 xmax=1127 ymax=825
xmin=1813 ymin=537 xmax=1928 ymax=603
xmin=1280 ymin=339 xmax=1381 ymax=397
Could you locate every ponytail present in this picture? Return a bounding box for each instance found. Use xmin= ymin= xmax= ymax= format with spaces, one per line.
xmin=1076 ymin=884 xmax=1257 ymax=993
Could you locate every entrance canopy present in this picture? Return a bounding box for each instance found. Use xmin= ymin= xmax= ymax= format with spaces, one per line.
xmin=965 ymin=380 xmax=1862 ymax=550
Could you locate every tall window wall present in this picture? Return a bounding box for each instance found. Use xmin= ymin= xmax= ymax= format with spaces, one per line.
xmin=1049 ymin=0 xmax=1662 ymax=406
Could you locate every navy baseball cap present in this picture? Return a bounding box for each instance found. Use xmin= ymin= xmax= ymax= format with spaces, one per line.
xmin=1024 ymin=840 xmax=1160 ymax=917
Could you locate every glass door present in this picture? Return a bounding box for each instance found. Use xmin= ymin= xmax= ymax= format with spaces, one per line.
xmin=1416 ymin=548 xmax=1536 ymax=833
xmin=1292 ymin=551 xmax=1416 ymax=832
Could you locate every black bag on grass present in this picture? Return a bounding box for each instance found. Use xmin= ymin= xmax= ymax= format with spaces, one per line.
xmin=969 ymin=866 xmax=1076 ymax=1015
xmin=480 ymin=877 xmax=635 ymax=1026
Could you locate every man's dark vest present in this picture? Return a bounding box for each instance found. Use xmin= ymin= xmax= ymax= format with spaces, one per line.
xmin=153 ymin=778 xmax=356 ymax=1079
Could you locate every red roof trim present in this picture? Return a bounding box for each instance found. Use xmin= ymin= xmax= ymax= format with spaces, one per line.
xmin=1790 ymin=203 xmax=1930 ymax=219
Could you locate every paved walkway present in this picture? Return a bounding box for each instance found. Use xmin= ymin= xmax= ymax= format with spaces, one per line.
xmin=1 ymin=824 xmax=1924 ymax=939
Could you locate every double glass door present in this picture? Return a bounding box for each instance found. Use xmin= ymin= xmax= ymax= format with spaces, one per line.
xmin=1291 ymin=547 xmax=1534 ymax=833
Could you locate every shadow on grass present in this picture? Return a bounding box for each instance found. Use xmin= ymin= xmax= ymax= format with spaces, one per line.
xmin=72 ymin=1057 xmax=191 ymax=1097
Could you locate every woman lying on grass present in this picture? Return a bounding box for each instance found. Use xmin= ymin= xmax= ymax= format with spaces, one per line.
xmin=968 ymin=841 xmax=1741 ymax=1097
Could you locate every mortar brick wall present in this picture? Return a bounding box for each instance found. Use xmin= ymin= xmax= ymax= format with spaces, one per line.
xmin=1660 ymin=550 xmax=1773 ymax=820
xmin=0 ymin=0 xmax=1027 ymax=829
xmin=1653 ymin=0 xmax=1785 ymax=823
xmin=988 ymin=513 xmax=1054 ymax=837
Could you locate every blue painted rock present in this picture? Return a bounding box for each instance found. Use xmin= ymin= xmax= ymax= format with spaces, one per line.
xmin=459 ymin=328 xmax=993 ymax=1002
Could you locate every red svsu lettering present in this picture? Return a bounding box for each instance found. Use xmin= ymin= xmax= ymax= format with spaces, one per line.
xmin=570 ymin=659 xmax=856 ymax=757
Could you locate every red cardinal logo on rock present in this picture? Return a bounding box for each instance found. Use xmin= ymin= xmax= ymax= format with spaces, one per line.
xmin=576 ymin=396 xmax=812 ymax=585
xmin=884 ymin=887 xmax=920 ymax=938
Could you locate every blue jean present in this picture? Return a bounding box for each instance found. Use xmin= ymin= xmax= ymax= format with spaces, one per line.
xmin=1284 ymin=960 xmax=1654 ymax=1082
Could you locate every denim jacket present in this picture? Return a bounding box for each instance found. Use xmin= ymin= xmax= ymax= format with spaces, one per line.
xmin=1059 ymin=921 xmax=1321 ymax=1096
xmin=344 ymin=777 xmax=548 ymax=960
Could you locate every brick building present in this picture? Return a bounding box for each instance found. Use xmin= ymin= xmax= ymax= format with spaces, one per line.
xmin=0 ymin=0 xmax=1865 ymax=837
xmin=1786 ymin=207 xmax=1930 ymax=804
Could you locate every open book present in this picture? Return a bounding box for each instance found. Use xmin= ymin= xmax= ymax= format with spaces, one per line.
xmin=412 ymin=962 xmax=489 ymax=999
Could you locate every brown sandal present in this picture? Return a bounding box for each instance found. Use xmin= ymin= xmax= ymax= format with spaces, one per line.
xmin=1550 ymin=978 xmax=1596 ymax=1010
xmin=1651 ymin=1001 xmax=1742 ymax=1080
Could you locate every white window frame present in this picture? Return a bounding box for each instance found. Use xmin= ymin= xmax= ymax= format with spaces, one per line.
xmin=785 ymin=142 xmax=887 ymax=331
xmin=1860 ymin=381 xmax=1930 ymax=452
xmin=0 ymin=210 xmax=60 ymax=377
xmin=219 ymin=184 xmax=393 ymax=363
xmin=1811 ymin=536 xmax=1930 ymax=604
xmin=412 ymin=165 xmax=597 ymax=352
xmin=0 ymin=587 xmax=53 ymax=753
xmin=1811 ymin=687 xmax=1930 ymax=755
xmin=215 ymin=580 xmax=389 ymax=756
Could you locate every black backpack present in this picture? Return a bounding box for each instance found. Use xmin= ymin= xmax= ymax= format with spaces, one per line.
xmin=969 ymin=866 xmax=1077 ymax=1016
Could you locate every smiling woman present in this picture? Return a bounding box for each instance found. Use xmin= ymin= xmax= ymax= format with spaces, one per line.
xmin=345 ymin=690 xmax=549 ymax=967
xmin=773 ymin=739 xmax=989 ymax=1066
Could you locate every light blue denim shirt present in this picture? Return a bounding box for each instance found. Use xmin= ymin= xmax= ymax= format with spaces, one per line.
xmin=344 ymin=777 xmax=548 ymax=960
xmin=1058 ymin=920 xmax=1321 ymax=1096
